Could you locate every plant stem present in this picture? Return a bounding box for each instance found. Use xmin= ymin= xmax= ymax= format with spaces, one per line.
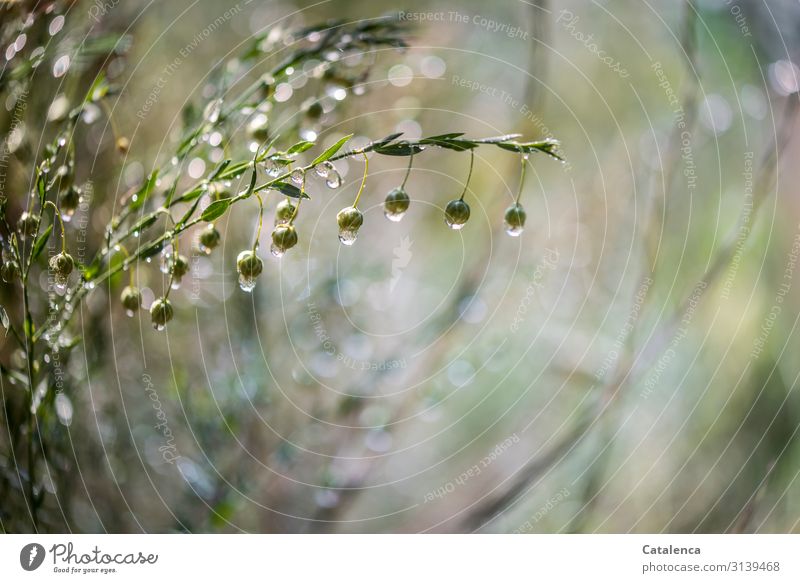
xmin=352 ymin=151 xmax=369 ymax=208
xmin=459 ymin=149 xmax=475 ymax=201
xmin=515 ymin=155 xmax=527 ymax=204
xmin=400 ymin=146 xmax=414 ymax=189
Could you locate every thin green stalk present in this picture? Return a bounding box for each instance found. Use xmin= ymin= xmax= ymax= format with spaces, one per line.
xmin=459 ymin=149 xmax=475 ymax=201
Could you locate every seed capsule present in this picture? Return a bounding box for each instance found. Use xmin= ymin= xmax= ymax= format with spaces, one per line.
xmin=150 ymin=298 xmax=173 ymax=330
xmin=384 ymin=187 xmax=410 ymax=222
xmin=1 ymin=258 xmax=20 ymax=283
xmin=305 ymin=101 xmax=323 ymax=121
xmin=49 ymin=251 xmax=74 ymax=291
xmin=116 ymin=137 xmax=130 ymax=154
xmin=209 ymin=182 xmax=232 ymax=200
xmin=166 ymin=254 xmax=189 ymax=289
xmin=444 ymin=199 xmax=470 ymax=230
xmin=60 ymin=186 xmax=81 ymax=222
xmin=336 ymin=206 xmax=363 ymax=246
xmin=18 ymin=212 xmax=39 ymax=238
xmin=236 ymin=250 xmax=263 ymax=292
xmin=271 ymin=224 xmax=298 ymax=257
xmin=198 ymin=224 xmax=221 ymax=254
xmin=121 ymin=285 xmax=142 ymax=316
xmin=246 ymin=115 xmax=269 ymax=142
xmin=274 ymin=199 xmax=297 ymax=225
xmin=503 ymin=203 xmax=526 ymax=237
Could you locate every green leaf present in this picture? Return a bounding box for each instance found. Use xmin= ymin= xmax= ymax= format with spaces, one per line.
xmin=174 ymin=185 xmax=207 ymax=204
xmin=130 ymin=170 xmax=158 ymax=211
xmin=374 ymin=142 xmax=424 ymax=156
xmin=269 ymin=181 xmax=310 ymax=199
xmin=87 ymin=73 xmax=109 ymax=102
xmin=201 ymin=199 xmax=231 ymax=222
xmin=496 ymin=139 xmax=563 ymax=160
xmin=208 ymin=159 xmax=231 ymax=181
xmin=311 ymin=134 xmax=353 ymax=166
xmin=79 ymin=258 xmax=103 ymax=280
xmin=287 ymin=141 xmax=315 ymax=155
xmin=474 ymin=134 xmax=522 ymax=144
xmin=30 ymin=225 xmax=52 ymax=262
xmin=36 ymin=173 xmax=46 ymax=207
xmin=217 ymin=161 xmax=251 ymax=181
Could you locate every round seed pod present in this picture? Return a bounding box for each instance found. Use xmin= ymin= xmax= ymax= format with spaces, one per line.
xmin=121 ymin=285 xmax=142 ymax=313
xmin=271 ymin=224 xmax=298 ymax=257
xmin=150 ymin=298 xmax=173 ymax=329
xmin=169 ymin=254 xmax=189 ymax=279
xmin=198 ymin=224 xmax=221 ymax=254
xmin=503 ymin=203 xmax=526 ymax=237
xmin=49 ymin=252 xmax=74 ymax=285
xmin=274 ymin=199 xmax=297 ymax=225
xmin=444 ymin=199 xmax=470 ymax=230
xmin=384 ymin=187 xmax=410 ymax=222
xmin=18 ymin=212 xmax=39 ymax=238
xmin=246 ymin=115 xmax=270 ymax=142
xmin=236 ymin=250 xmax=263 ymax=279
xmin=60 ymin=186 xmax=81 ymax=215
xmin=336 ymin=206 xmax=364 ymax=232
xmin=305 ymin=101 xmax=323 ymax=121
xmin=1 ymin=258 xmax=20 ymax=283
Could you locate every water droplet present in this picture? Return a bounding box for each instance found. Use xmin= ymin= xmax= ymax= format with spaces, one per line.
xmin=263 ymin=159 xmax=281 ymax=177
xmin=204 ymin=98 xmax=223 ymax=124
xmin=326 ymin=170 xmax=342 ymax=189
xmin=290 ymin=168 xmax=304 ymax=185
xmin=81 ymin=103 xmax=101 ymax=124
xmin=384 ymin=209 xmax=406 ymax=222
xmin=126 ymin=309 xmax=135 ymax=318
xmin=53 ymin=55 xmax=70 ymax=77
xmin=238 ymin=274 xmax=257 ymax=292
xmin=171 ymin=279 xmax=182 ymax=290
xmin=338 ymin=229 xmax=358 ymax=245
xmin=270 ymin=243 xmax=285 ymax=257
xmin=314 ymin=163 xmax=329 ymax=178
xmin=504 ymin=223 xmax=524 ymax=237
xmin=60 ymin=210 xmax=73 ymax=223
xmin=445 ymin=218 xmax=466 ymax=230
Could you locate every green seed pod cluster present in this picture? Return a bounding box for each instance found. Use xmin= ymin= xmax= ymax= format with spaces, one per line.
xmin=18 ymin=212 xmax=39 ymax=238
xmin=49 ymin=251 xmax=74 ymax=289
xmin=384 ymin=187 xmax=410 ymax=222
xmin=336 ymin=206 xmax=363 ymax=246
xmin=198 ymin=224 xmax=221 ymax=254
xmin=444 ymin=199 xmax=470 ymax=230
xmin=121 ymin=285 xmax=142 ymax=316
xmin=150 ymin=298 xmax=173 ymax=330
xmin=236 ymin=250 xmax=263 ymax=292
xmin=271 ymin=224 xmax=298 ymax=257
xmin=503 ymin=203 xmax=526 ymax=237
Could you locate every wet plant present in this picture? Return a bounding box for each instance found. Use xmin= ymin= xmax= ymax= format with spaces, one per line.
xmin=0 ymin=3 xmax=561 ymax=532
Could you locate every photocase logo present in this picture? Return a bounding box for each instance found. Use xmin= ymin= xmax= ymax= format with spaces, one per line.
xmin=19 ymin=543 xmax=45 ymax=571
xmin=390 ymin=236 xmax=413 ymax=293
